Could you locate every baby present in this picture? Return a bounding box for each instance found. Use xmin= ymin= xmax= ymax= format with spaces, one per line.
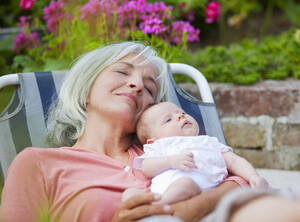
xmin=123 ymin=102 xmax=270 ymax=204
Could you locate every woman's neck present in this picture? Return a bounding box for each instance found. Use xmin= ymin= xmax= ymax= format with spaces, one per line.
xmin=72 ymin=112 xmax=133 ymax=163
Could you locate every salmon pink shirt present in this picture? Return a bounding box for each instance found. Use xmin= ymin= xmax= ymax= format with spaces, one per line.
xmin=0 ymin=145 xmax=150 ymax=222
xmin=0 ymin=145 xmax=247 ymax=222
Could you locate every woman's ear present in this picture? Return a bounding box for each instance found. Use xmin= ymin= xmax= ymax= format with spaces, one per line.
xmin=146 ymin=138 xmax=154 ymax=144
xmin=86 ymin=96 xmax=90 ymax=106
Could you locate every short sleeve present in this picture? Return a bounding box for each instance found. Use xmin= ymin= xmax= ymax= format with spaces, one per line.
xmin=0 ymin=148 xmax=49 ymax=222
xmin=207 ymin=136 xmax=233 ymax=153
xmin=133 ymin=143 xmax=163 ymax=169
xmin=220 ymin=144 xmax=233 ymax=153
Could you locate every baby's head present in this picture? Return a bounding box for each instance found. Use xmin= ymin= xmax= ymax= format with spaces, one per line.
xmin=137 ymin=102 xmax=199 ymax=145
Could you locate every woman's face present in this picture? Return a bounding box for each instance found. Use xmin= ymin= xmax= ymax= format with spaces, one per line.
xmin=87 ymin=53 xmax=159 ymax=133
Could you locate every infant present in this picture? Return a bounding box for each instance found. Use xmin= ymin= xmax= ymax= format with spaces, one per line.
xmin=123 ymin=102 xmax=269 ymax=204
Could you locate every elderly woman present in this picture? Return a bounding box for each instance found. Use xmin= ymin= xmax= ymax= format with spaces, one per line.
xmin=1 ymin=42 xmax=298 ymax=222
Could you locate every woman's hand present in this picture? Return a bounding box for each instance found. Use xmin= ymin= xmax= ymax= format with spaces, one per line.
xmin=111 ymin=191 xmax=172 ymax=222
xmin=171 ymin=181 xmax=240 ymax=222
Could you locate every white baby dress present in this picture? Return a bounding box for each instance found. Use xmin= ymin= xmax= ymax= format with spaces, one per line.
xmin=134 ymin=135 xmax=232 ymax=194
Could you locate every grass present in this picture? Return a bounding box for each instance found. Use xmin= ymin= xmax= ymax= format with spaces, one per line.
xmin=0 ymin=86 xmax=13 ymax=203
xmin=0 ymin=85 xmax=14 ymax=114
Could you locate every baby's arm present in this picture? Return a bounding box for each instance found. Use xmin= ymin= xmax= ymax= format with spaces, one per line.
xmin=142 ymin=152 xmax=197 ymax=178
xmin=222 ymin=152 xmax=269 ymax=189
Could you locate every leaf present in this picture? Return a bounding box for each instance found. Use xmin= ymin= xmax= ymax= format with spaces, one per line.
xmin=43 ymin=58 xmax=71 ymax=71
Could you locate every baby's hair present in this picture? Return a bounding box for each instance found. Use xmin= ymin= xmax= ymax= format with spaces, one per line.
xmin=136 ymin=103 xmax=157 ymax=145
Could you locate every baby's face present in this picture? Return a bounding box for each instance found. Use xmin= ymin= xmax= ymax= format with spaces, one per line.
xmin=143 ymin=102 xmax=199 ymax=140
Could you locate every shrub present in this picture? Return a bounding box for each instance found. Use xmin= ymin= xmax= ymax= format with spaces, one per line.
xmin=182 ymin=29 xmax=300 ymax=85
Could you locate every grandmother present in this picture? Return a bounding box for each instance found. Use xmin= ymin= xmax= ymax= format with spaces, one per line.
xmin=2 ymin=42 xmax=297 ymax=222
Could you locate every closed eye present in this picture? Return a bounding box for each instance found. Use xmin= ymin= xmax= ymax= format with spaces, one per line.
xmin=116 ymin=70 xmax=128 ymax=75
xmin=145 ymin=87 xmax=153 ymax=96
xmin=164 ymin=118 xmax=171 ymax=123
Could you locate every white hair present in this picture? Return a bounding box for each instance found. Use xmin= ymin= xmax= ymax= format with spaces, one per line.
xmin=46 ymin=41 xmax=170 ymax=147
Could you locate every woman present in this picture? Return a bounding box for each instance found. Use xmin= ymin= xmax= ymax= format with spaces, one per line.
xmin=0 ymin=42 xmax=246 ymax=222
xmin=1 ymin=42 xmax=238 ymax=222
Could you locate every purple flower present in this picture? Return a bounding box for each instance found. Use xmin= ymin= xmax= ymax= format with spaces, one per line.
xmin=206 ymin=1 xmax=220 ymax=24
xmin=177 ymin=2 xmax=195 ymax=22
xmin=19 ymin=0 xmax=35 ymax=10
xmin=43 ymin=0 xmax=65 ymax=32
xmin=171 ymin=21 xmax=200 ymax=43
xmin=80 ymin=0 xmax=118 ymax=20
xmin=140 ymin=18 xmax=167 ymax=34
xmin=142 ymin=1 xmax=172 ymax=21
xmin=117 ymin=0 xmax=147 ymax=27
xmin=18 ymin=16 xmax=29 ymax=31
xmin=13 ymin=31 xmax=39 ymax=52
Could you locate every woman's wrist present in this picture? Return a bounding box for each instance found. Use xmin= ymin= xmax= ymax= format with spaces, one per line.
xmin=171 ymin=181 xmax=240 ymax=221
xmin=195 ymin=181 xmax=240 ymax=220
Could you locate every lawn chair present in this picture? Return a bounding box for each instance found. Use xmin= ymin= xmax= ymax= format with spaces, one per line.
xmin=0 ymin=63 xmax=225 ymax=184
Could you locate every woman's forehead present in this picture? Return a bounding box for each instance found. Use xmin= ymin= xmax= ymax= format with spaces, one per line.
xmin=116 ymin=54 xmax=158 ymax=75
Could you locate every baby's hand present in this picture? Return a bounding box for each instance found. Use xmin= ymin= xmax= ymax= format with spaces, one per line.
xmin=250 ymin=175 xmax=270 ymax=189
xmin=169 ymin=152 xmax=197 ymax=172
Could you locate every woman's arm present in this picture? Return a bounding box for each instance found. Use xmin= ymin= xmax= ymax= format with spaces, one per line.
xmin=112 ymin=191 xmax=173 ymax=221
xmin=171 ymin=180 xmax=240 ymax=222
xmin=142 ymin=152 xmax=196 ymax=178
xmin=0 ymin=148 xmax=48 ymax=222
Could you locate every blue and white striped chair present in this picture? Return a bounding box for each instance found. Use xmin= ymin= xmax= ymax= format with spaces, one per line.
xmin=0 ymin=64 xmax=225 ymax=183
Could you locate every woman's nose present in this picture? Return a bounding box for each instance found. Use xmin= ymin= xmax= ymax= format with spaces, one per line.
xmin=127 ymin=76 xmax=143 ymax=93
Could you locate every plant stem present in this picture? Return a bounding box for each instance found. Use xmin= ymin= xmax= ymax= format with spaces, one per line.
xmin=261 ymin=0 xmax=274 ymax=36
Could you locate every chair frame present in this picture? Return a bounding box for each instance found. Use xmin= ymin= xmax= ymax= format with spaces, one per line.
xmin=0 ymin=63 xmax=214 ymax=103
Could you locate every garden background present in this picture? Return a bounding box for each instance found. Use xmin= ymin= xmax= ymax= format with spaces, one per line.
xmin=0 ymin=0 xmax=300 ymax=195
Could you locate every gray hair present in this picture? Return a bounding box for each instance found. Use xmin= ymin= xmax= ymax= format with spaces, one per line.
xmin=46 ymin=41 xmax=170 ymax=147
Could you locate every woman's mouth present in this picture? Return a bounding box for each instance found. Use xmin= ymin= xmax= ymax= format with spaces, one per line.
xmin=117 ymin=93 xmax=137 ymax=108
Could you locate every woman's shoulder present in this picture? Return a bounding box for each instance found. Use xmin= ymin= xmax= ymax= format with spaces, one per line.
xmin=15 ymin=146 xmax=72 ymax=163
xmin=19 ymin=146 xmax=68 ymax=155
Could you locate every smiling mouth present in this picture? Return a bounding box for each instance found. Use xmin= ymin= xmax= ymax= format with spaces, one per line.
xmin=117 ymin=93 xmax=137 ymax=108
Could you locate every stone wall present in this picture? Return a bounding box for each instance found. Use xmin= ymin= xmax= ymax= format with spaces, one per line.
xmin=179 ymin=79 xmax=300 ymax=170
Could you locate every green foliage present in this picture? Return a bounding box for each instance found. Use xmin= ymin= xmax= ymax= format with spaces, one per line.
xmin=131 ymin=31 xmax=185 ymax=62
xmin=182 ymin=29 xmax=300 ymax=85
xmin=11 ymin=10 xmax=185 ymax=72
xmin=0 ymin=0 xmax=51 ymax=27
xmin=284 ymin=0 xmax=300 ymax=26
xmin=0 ymin=85 xmax=14 ymax=116
xmin=0 ymin=34 xmax=21 ymax=76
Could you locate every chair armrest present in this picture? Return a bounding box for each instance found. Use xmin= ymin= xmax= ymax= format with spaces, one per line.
xmin=169 ymin=63 xmax=214 ymax=103
xmin=0 ymin=74 xmax=20 ymax=89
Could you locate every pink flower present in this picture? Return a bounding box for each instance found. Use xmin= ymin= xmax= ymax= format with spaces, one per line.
xmin=171 ymin=21 xmax=200 ymax=43
xmin=19 ymin=0 xmax=35 ymax=10
xmin=140 ymin=18 xmax=167 ymax=34
xmin=13 ymin=31 xmax=39 ymax=52
xmin=43 ymin=0 xmax=65 ymax=32
xmin=18 ymin=16 xmax=30 ymax=31
xmin=80 ymin=0 xmax=118 ymax=20
xmin=117 ymin=0 xmax=147 ymax=27
xmin=142 ymin=1 xmax=172 ymax=21
xmin=177 ymin=2 xmax=195 ymax=21
xmin=205 ymin=1 xmax=220 ymax=24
